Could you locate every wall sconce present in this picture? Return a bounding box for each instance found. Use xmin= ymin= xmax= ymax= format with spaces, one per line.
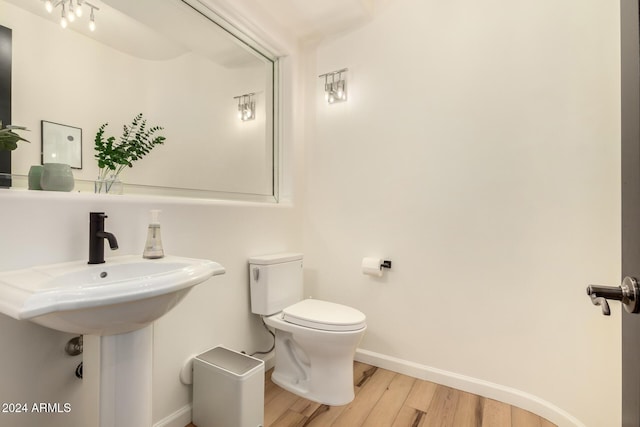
xmin=319 ymin=68 xmax=348 ymax=104
xmin=43 ymin=0 xmax=99 ymax=31
xmin=234 ymin=93 xmax=256 ymax=122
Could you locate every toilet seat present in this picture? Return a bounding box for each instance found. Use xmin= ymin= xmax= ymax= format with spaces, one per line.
xmin=282 ymin=299 xmax=366 ymax=332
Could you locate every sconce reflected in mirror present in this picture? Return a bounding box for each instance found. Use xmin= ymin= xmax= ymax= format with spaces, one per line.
xmin=319 ymin=68 xmax=348 ymax=104
xmin=234 ymin=93 xmax=255 ymax=122
xmin=41 ymin=120 xmax=82 ymax=169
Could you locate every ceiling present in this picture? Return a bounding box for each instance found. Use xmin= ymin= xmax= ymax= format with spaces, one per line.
xmin=4 ymin=0 xmax=263 ymax=66
xmin=5 ymin=0 xmax=383 ymax=61
xmin=4 ymin=0 xmax=187 ymax=60
xmin=250 ymin=0 xmax=377 ymax=43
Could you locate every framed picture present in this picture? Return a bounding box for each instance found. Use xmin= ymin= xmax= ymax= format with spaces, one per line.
xmin=41 ymin=120 xmax=82 ymax=169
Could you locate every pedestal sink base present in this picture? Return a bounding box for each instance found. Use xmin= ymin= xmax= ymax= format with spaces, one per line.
xmin=86 ymin=327 xmax=153 ymax=427
xmin=101 ymin=327 xmax=153 ymax=427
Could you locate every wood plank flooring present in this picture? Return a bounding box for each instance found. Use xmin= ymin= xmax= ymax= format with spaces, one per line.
xmin=187 ymin=361 xmax=556 ymax=427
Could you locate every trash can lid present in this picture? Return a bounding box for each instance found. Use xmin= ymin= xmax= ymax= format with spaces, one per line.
xmin=196 ymin=346 xmax=263 ymax=376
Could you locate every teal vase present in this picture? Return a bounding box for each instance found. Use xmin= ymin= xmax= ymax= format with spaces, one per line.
xmin=28 ymin=165 xmax=44 ymax=190
xmin=40 ymin=163 xmax=74 ymax=192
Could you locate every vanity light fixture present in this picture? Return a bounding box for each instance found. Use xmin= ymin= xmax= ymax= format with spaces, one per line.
xmin=319 ymin=68 xmax=348 ymax=104
xmin=42 ymin=0 xmax=99 ymax=31
xmin=234 ymin=93 xmax=256 ymax=122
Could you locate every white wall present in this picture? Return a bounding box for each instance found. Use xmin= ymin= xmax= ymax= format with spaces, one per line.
xmin=303 ymin=0 xmax=621 ymax=425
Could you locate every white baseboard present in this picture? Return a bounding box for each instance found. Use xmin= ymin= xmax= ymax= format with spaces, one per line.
xmin=153 ymin=404 xmax=192 ymax=427
xmin=258 ymin=352 xmax=275 ymax=371
xmin=355 ymin=348 xmax=585 ymax=427
xmin=158 ymin=351 xmax=581 ymax=427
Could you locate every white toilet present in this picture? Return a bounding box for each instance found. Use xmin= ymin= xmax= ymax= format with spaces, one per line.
xmin=249 ymin=253 xmax=367 ymax=406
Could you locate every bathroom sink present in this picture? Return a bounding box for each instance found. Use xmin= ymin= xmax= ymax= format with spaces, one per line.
xmin=0 ymin=255 xmax=225 ymax=335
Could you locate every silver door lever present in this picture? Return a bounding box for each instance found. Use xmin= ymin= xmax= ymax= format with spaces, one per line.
xmin=589 ymin=294 xmax=612 ymax=316
xmin=586 ymin=277 xmax=640 ymax=316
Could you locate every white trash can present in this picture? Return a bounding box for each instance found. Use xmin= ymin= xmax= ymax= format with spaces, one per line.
xmin=192 ymin=346 xmax=265 ymax=427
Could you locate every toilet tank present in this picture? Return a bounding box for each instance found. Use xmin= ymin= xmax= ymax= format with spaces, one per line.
xmin=249 ymin=253 xmax=303 ymax=316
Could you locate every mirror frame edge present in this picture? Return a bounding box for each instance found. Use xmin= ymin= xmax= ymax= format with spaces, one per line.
xmin=181 ymin=0 xmax=283 ymax=203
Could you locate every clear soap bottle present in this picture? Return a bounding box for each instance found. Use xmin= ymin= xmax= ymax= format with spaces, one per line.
xmin=143 ymin=210 xmax=164 ymax=259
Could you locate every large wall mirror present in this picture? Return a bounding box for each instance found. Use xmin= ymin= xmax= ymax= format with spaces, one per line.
xmin=1 ymin=0 xmax=279 ymax=201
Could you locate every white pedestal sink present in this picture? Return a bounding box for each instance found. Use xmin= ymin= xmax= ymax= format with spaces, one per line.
xmin=0 ymin=255 xmax=225 ymax=427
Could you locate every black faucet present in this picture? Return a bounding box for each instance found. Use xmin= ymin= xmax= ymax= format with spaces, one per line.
xmin=88 ymin=212 xmax=119 ymax=264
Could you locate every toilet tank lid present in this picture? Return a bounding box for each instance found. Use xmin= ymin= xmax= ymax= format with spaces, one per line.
xmin=248 ymin=253 xmax=303 ymax=265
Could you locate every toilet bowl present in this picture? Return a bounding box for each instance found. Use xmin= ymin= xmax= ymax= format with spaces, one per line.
xmin=265 ymin=299 xmax=366 ymax=405
xmin=249 ymin=254 xmax=366 ymax=405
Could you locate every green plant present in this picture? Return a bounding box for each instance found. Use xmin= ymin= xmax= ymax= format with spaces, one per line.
xmin=0 ymin=121 xmax=30 ymax=151
xmin=94 ymin=113 xmax=166 ymax=183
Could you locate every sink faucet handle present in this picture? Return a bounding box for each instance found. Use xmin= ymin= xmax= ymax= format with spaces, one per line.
xmin=90 ymin=212 xmax=108 ymax=224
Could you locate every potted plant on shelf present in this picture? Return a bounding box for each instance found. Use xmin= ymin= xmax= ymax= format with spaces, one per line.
xmin=0 ymin=122 xmax=30 ymax=151
xmin=94 ymin=113 xmax=166 ymax=194
xmin=0 ymin=122 xmax=30 ymax=189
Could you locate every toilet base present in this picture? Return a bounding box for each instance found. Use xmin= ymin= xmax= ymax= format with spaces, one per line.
xmin=268 ymin=323 xmax=365 ymax=406
xmin=270 ymin=365 xmax=355 ymax=406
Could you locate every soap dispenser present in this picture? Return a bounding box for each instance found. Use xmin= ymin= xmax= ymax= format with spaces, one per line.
xmin=143 ymin=210 xmax=164 ymax=259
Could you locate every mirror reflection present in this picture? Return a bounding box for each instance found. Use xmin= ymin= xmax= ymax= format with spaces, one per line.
xmin=1 ymin=0 xmax=278 ymax=200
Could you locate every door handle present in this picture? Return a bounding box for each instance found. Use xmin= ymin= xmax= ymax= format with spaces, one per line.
xmin=586 ymin=276 xmax=640 ymax=316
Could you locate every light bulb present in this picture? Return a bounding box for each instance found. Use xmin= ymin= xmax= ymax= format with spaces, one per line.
xmin=68 ymin=12 xmax=75 ymax=23
xmin=328 ymin=93 xmax=335 ymax=104
xmin=44 ymin=0 xmax=53 ymax=13
xmin=75 ymin=4 xmax=83 ymax=17
xmin=89 ymin=19 xmax=96 ymax=31
xmin=61 ymin=4 xmax=68 ymax=28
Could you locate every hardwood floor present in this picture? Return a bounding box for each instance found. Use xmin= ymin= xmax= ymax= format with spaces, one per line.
xmin=187 ymin=361 xmax=556 ymax=427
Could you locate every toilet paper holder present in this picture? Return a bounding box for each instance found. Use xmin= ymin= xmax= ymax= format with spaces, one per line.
xmin=362 ymin=257 xmax=392 ymax=277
